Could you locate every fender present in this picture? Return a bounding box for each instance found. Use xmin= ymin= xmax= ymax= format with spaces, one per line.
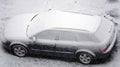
xmin=75 ymin=49 xmax=96 ymax=57
xmin=10 ymin=41 xmax=28 ymax=49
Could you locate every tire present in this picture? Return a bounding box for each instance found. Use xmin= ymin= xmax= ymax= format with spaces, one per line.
xmin=12 ymin=45 xmax=28 ymax=57
xmin=77 ymin=52 xmax=94 ymax=64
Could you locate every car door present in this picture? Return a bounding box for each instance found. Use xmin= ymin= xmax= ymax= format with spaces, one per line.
xmin=55 ymin=30 xmax=78 ymax=57
xmin=30 ymin=30 xmax=58 ymax=54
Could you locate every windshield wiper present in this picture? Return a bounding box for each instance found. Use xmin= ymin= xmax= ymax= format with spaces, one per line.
xmin=30 ymin=14 xmax=38 ymax=21
xmin=26 ymin=14 xmax=38 ymax=38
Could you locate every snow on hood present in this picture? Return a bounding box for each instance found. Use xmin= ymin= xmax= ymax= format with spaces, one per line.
xmin=4 ymin=13 xmax=36 ymax=41
xmin=28 ymin=10 xmax=101 ymax=37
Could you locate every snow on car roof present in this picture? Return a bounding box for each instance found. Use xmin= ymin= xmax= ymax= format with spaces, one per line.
xmin=28 ymin=10 xmax=101 ymax=36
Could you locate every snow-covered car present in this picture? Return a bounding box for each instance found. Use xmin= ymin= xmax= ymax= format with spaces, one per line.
xmin=1 ymin=10 xmax=117 ymax=64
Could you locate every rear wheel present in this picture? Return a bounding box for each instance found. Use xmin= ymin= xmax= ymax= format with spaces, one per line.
xmin=12 ymin=45 xmax=28 ymax=57
xmin=77 ymin=52 xmax=94 ymax=64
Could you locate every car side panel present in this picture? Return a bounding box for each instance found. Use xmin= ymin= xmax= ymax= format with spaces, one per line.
xmin=55 ymin=40 xmax=78 ymax=57
xmin=28 ymin=39 xmax=56 ymax=54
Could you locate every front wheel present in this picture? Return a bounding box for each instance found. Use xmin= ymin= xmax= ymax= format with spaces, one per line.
xmin=77 ymin=52 xmax=94 ymax=64
xmin=12 ymin=45 xmax=28 ymax=57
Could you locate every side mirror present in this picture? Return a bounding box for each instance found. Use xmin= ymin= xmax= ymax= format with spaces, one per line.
xmin=31 ymin=36 xmax=36 ymax=41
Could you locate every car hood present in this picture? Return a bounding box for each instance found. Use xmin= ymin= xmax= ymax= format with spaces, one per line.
xmin=4 ymin=13 xmax=37 ymax=41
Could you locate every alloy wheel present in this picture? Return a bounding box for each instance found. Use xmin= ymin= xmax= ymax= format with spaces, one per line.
xmin=78 ymin=52 xmax=93 ymax=64
xmin=12 ymin=45 xmax=27 ymax=57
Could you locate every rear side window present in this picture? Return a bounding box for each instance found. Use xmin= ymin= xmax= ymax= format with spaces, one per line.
xmin=59 ymin=31 xmax=77 ymax=41
xmin=35 ymin=30 xmax=58 ymax=40
xmin=76 ymin=32 xmax=98 ymax=42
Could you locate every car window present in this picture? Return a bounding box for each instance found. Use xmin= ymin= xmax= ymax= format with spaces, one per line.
xmin=59 ymin=31 xmax=77 ymax=41
xmin=76 ymin=32 xmax=98 ymax=42
xmin=34 ymin=30 xmax=58 ymax=40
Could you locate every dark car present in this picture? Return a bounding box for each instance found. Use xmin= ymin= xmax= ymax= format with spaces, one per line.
xmin=1 ymin=10 xmax=117 ymax=64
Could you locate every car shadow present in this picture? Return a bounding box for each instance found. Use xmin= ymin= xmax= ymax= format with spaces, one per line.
xmin=28 ymin=54 xmax=77 ymax=62
xmin=1 ymin=44 xmax=12 ymax=54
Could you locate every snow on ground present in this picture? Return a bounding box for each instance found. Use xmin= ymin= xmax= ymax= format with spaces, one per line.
xmin=0 ymin=0 xmax=120 ymax=67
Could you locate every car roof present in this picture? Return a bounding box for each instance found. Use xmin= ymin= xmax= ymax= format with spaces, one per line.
xmin=51 ymin=27 xmax=90 ymax=33
xmin=28 ymin=10 xmax=101 ymax=36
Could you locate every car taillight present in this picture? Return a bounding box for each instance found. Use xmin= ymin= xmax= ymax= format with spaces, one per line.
xmin=100 ymin=45 xmax=107 ymax=52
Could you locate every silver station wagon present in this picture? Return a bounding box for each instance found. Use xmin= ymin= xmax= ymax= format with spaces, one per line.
xmin=1 ymin=10 xmax=117 ymax=64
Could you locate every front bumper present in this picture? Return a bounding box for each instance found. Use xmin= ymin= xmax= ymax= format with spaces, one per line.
xmin=2 ymin=41 xmax=11 ymax=50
